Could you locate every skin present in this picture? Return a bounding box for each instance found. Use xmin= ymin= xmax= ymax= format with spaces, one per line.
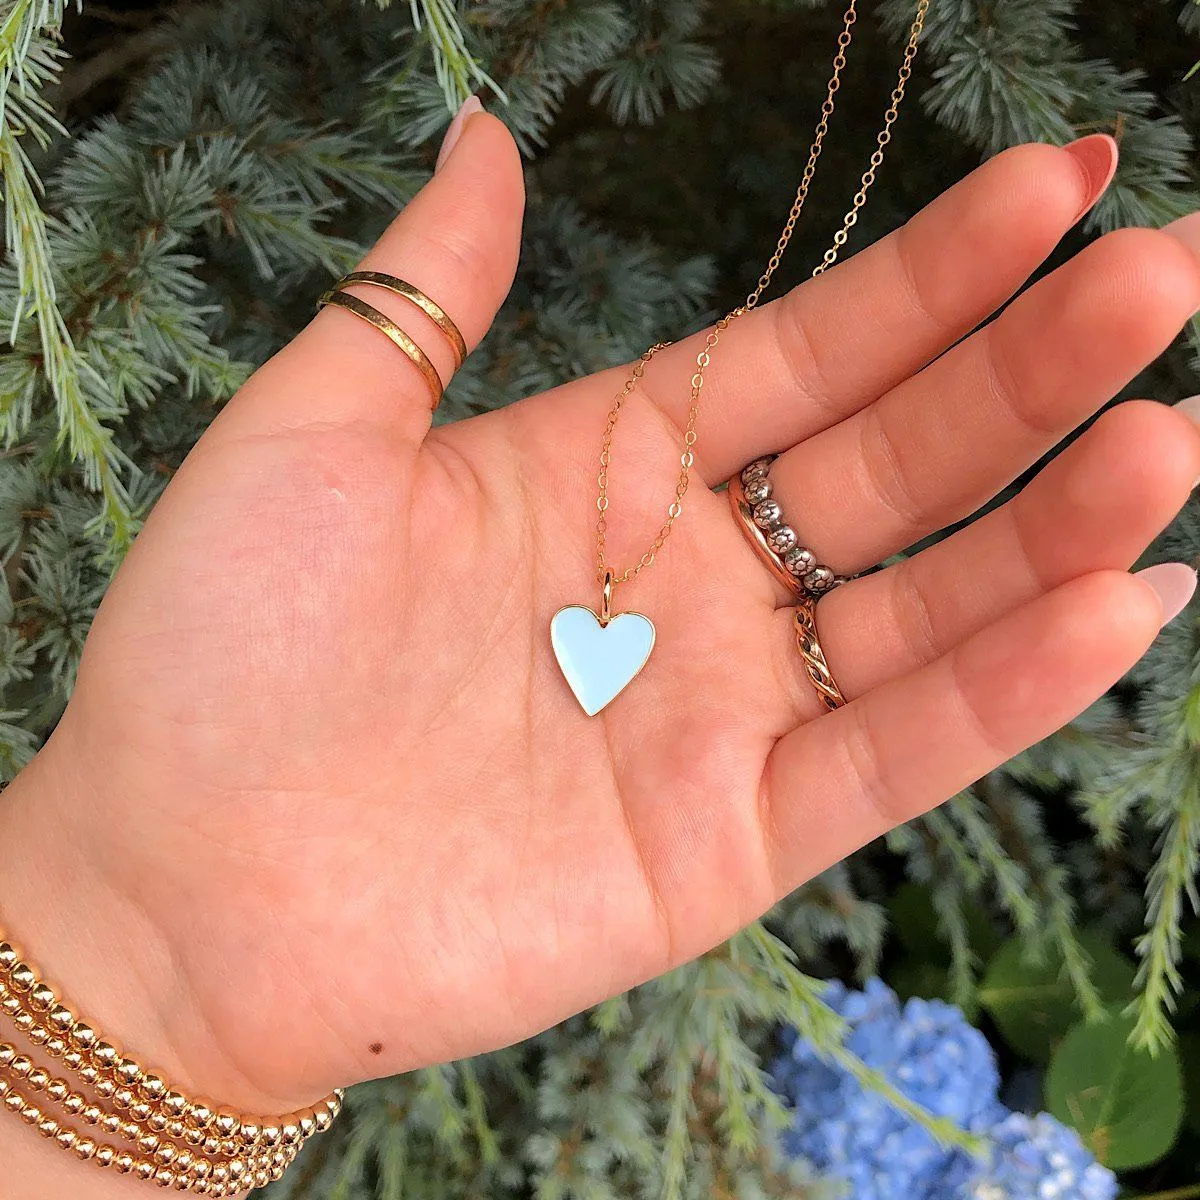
xmin=2 ymin=113 xmax=1200 ymax=1196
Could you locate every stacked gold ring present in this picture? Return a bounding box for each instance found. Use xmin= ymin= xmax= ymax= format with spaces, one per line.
xmin=728 ymin=456 xmax=849 ymax=712
xmin=317 ymin=270 xmax=467 ymax=409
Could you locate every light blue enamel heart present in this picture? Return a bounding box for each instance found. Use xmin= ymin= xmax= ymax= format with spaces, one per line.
xmin=550 ymin=606 xmax=656 ymax=716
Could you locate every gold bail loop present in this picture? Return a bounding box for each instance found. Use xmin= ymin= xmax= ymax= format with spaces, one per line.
xmin=599 ymin=568 xmax=617 ymax=626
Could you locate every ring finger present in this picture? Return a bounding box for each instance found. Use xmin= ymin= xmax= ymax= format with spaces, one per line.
xmin=759 ymin=220 xmax=1200 ymax=594
xmin=769 ymin=398 xmax=1200 ymax=721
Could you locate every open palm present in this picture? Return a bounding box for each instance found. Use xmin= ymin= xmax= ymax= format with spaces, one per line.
xmin=4 ymin=112 xmax=1200 ymax=1121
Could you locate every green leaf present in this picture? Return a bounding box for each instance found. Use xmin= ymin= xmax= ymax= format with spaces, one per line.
xmin=1045 ymin=1011 xmax=1184 ymax=1171
xmin=979 ymin=933 xmax=1136 ymax=1062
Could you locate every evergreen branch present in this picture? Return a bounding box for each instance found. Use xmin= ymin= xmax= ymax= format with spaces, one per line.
xmin=408 ymin=0 xmax=505 ymax=109
xmin=0 ymin=5 xmax=139 ymax=553
xmin=1129 ymin=775 xmax=1200 ymax=1052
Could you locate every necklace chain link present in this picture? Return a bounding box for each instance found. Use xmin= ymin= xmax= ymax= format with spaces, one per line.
xmin=594 ymin=0 xmax=931 ymax=588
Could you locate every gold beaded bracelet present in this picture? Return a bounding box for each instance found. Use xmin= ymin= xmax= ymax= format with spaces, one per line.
xmin=0 ymin=930 xmax=342 ymax=1193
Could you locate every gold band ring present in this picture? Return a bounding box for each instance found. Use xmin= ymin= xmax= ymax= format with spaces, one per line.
xmin=317 ymin=290 xmax=446 ymax=409
xmin=793 ymin=598 xmax=846 ymax=711
xmin=334 ymin=271 xmax=467 ymax=368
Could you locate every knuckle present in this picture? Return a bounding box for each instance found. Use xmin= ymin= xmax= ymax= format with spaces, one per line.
xmin=859 ymin=404 xmax=927 ymax=532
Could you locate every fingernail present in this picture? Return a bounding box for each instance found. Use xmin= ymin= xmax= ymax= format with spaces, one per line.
xmin=435 ymin=96 xmax=483 ymax=173
xmin=1163 ymin=211 xmax=1200 ymax=258
xmin=1062 ymin=134 xmax=1118 ymax=221
xmin=1136 ymin=562 xmax=1198 ymax=626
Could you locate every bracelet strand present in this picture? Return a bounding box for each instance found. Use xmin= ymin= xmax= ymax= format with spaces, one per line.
xmin=0 ymin=927 xmax=341 ymax=1192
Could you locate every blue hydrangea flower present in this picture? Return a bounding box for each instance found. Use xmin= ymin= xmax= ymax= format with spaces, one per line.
xmin=769 ymin=979 xmax=1118 ymax=1200
xmin=966 ymin=1112 xmax=1118 ymax=1200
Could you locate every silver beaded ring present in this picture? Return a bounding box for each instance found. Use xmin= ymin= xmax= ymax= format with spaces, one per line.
xmin=729 ymin=456 xmax=851 ymax=597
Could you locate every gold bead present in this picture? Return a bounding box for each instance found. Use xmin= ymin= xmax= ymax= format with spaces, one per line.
xmin=115 ymin=1153 xmax=135 ymax=1173
xmin=0 ymin=995 xmax=22 ymax=1016
xmin=260 ymin=1124 xmax=280 ymax=1147
xmin=81 ymin=1104 xmax=102 ymax=1126
xmin=227 ymin=1159 xmax=245 ymax=1179
xmin=192 ymin=1159 xmax=212 ymax=1179
xmin=0 ymin=941 xmax=17 ymax=968
xmin=102 ymin=1113 xmax=121 ymax=1136
xmin=47 ymin=1079 xmax=68 ymax=1102
xmin=20 ymin=1103 xmax=42 ymax=1125
xmin=49 ymin=1004 xmax=74 ymax=1032
xmin=26 ymin=1024 xmax=50 ymax=1047
xmin=141 ymin=1073 xmax=167 ymax=1100
xmin=95 ymin=1077 xmax=117 ymax=1099
xmin=298 ymin=1113 xmax=316 ymax=1138
xmin=74 ymin=1136 xmax=98 ymax=1160
xmin=163 ymin=1090 xmax=188 ymax=1117
xmin=138 ymin=1132 xmax=161 ymax=1155
xmin=38 ymin=1116 xmax=59 ymax=1138
xmin=27 ymin=1067 xmax=49 ymax=1091
xmin=11 ymin=1012 xmax=33 ymax=1032
xmin=210 ymin=1164 xmax=229 ymax=1184
xmin=45 ymin=1036 xmax=67 ymax=1056
xmin=0 ymin=1080 xmax=8 ymax=1099
xmin=148 ymin=1109 xmax=169 ymax=1132
xmin=154 ymin=1167 xmax=174 ymax=1188
xmin=96 ymin=1145 xmax=116 ymax=1168
xmin=63 ymin=1092 xmax=85 ymax=1115
xmin=0 ymin=1043 xmax=13 ymax=1066
xmin=173 ymin=1176 xmax=191 ymax=1193
xmin=213 ymin=1109 xmax=238 ymax=1138
xmin=55 ymin=1127 xmax=78 ymax=1150
xmin=131 ymin=1100 xmax=153 ymax=1122
xmin=202 ymin=1136 xmax=221 ymax=1156
xmin=256 ymin=1167 xmax=273 ymax=1187
xmin=135 ymin=1159 xmax=156 ymax=1180
xmin=219 ymin=1137 xmax=239 ymax=1157
xmin=183 ymin=1125 xmax=205 ymax=1147
xmin=187 ymin=1100 xmax=212 ymax=1128
xmin=239 ymin=1121 xmax=261 ymax=1145
xmin=155 ymin=1143 xmax=177 ymax=1165
xmin=193 ymin=1182 xmax=210 ymax=1196
xmin=92 ymin=1040 xmax=119 ymax=1068
xmin=70 ymin=1022 xmax=97 ymax=1049
xmin=174 ymin=1150 xmax=194 ymax=1173
xmin=8 ymin=962 xmax=35 ymax=992
xmin=78 ymin=1064 xmax=99 ymax=1086
xmin=3 ymin=1093 xmax=25 ymax=1115
xmin=9 ymin=1055 xmax=32 ymax=1078
xmin=63 ymin=1049 xmax=83 ymax=1069
xmin=120 ymin=1118 xmax=140 ymax=1141
xmin=167 ymin=1119 xmax=186 ymax=1140
xmin=280 ymin=1122 xmax=301 ymax=1146
xmin=113 ymin=1087 xmax=134 ymax=1110
xmin=28 ymin=982 xmax=54 ymax=1011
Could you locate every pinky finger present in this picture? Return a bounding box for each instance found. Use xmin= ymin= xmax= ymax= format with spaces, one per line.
xmin=760 ymin=566 xmax=1195 ymax=895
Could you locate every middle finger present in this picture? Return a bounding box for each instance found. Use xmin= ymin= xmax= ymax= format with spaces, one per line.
xmin=762 ymin=219 xmax=1200 ymax=586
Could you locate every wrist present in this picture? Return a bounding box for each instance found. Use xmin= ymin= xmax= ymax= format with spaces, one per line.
xmin=0 ymin=738 xmax=323 ymax=1195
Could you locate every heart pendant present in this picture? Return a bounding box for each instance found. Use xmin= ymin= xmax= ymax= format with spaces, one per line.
xmin=550 ymin=605 xmax=656 ymax=716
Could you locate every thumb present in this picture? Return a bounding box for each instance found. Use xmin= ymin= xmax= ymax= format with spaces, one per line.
xmin=215 ymin=99 xmax=525 ymax=444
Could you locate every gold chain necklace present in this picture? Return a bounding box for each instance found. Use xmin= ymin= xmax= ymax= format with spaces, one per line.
xmin=551 ymin=0 xmax=931 ymax=717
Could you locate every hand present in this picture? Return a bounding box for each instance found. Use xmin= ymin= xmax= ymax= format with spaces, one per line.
xmin=3 ymin=111 xmax=1200 ymax=1139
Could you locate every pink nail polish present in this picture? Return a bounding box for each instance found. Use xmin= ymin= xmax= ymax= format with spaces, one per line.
xmin=435 ymin=96 xmax=483 ymax=173
xmin=1136 ymin=562 xmax=1198 ymax=626
xmin=1061 ymin=134 xmax=1118 ymax=222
